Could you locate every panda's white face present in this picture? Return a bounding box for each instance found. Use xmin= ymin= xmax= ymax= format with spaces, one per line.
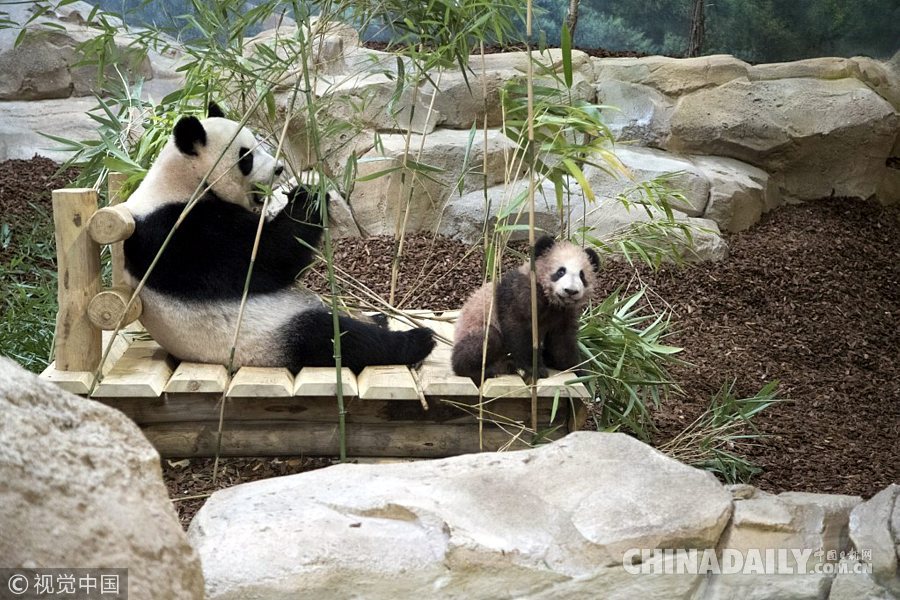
xmin=534 ymin=240 xmax=600 ymax=308
xmin=197 ymin=117 xmax=284 ymax=211
xmin=126 ymin=109 xmax=284 ymax=217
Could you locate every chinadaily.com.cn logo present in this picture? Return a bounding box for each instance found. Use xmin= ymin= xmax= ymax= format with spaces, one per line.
xmin=622 ymin=548 xmax=874 ymax=575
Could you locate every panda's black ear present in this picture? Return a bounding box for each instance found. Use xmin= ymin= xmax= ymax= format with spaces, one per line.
xmin=585 ymin=246 xmax=601 ymax=273
xmin=173 ymin=116 xmax=206 ymax=157
xmin=207 ymin=102 xmax=225 ymax=119
xmin=533 ymin=236 xmax=556 ymax=259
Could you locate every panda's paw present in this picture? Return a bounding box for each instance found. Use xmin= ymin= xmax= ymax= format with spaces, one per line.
xmin=403 ymin=327 xmax=436 ymax=366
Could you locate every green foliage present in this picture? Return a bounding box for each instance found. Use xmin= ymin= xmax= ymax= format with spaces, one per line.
xmin=0 ymin=206 xmax=58 ymax=372
xmin=658 ymin=380 xmax=783 ymax=483
xmin=577 ymin=287 xmax=682 ymax=441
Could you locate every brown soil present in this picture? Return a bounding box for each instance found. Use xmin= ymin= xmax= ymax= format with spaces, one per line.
xmin=4 ymin=157 xmax=898 ymax=529
xmin=362 ymin=40 xmax=648 ymax=59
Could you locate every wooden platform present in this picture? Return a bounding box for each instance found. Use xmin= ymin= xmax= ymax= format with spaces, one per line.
xmin=39 ymin=313 xmax=591 ymax=458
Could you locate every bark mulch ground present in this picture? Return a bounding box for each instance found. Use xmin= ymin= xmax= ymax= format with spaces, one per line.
xmin=3 ymin=158 xmax=897 ymax=529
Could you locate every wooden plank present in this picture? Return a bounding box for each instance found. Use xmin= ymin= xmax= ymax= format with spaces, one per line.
xmin=227 ymin=367 xmax=294 ymax=397
xmin=96 ymin=394 xmax=561 ymax=426
xmin=535 ymin=371 xmax=591 ymax=399
xmin=38 ymin=366 xmax=96 ymax=395
xmin=40 ymin=328 xmax=132 ymax=394
xmin=416 ymin=363 xmax=479 ymax=397
xmin=141 ymin=421 xmax=567 ymax=458
xmin=357 ymin=365 xmax=419 ymax=400
xmin=293 ymin=367 xmax=358 ymax=397
xmin=92 ymin=340 xmax=174 ymax=398
xmin=480 ymin=374 xmax=532 ymax=398
xmin=165 ymin=362 xmax=230 ymax=394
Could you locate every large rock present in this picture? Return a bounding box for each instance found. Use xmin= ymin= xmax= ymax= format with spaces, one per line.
xmin=0 ymin=358 xmax=204 ymax=599
xmin=437 ymin=178 xmax=564 ymax=243
xmin=584 ymin=146 xmax=711 ymax=217
xmin=0 ymin=3 xmax=151 ymax=100
xmin=691 ymin=155 xmax=779 ymax=232
xmin=593 ymin=54 xmax=751 ymax=97
xmin=427 ymin=49 xmax=596 ymax=129
xmin=349 ymin=128 xmax=520 ymax=235
xmin=845 ymin=484 xmax=900 ymax=596
xmin=702 ymin=489 xmax=861 ymax=600
xmin=595 ymin=80 xmax=674 ymax=147
xmin=189 ymin=432 xmax=733 ymax=599
xmin=0 ymin=97 xmax=99 ymax=161
xmin=668 ymin=77 xmax=899 ymax=201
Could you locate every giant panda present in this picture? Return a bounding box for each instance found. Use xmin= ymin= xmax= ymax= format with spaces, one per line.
xmin=451 ymin=236 xmax=600 ymax=380
xmin=122 ymin=103 xmax=435 ymax=373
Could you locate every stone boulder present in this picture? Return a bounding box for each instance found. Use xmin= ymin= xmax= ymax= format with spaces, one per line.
xmin=667 ymin=77 xmax=899 ymax=201
xmin=0 ymin=97 xmax=99 ymax=162
xmin=593 ymin=54 xmax=751 ymax=97
xmin=835 ymin=484 xmax=900 ymax=597
xmin=349 ymin=128 xmax=520 ymax=235
xmin=189 ymin=432 xmax=733 ymax=599
xmin=0 ymin=358 xmax=204 ymax=599
xmin=703 ymin=489 xmax=861 ymax=600
xmin=437 ymin=178 xmax=564 ymax=243
xmin=584 ymin=146 xmax=710 ymax=217
xmin=595 ymin=80 xmax=674 ymax=147
xmin=0 ymin=2 xmax=152 ymax=100
xmin=427 ymin=49 xmax=596 ymax=129
xmin=691 ymin=155 xmax=779 ymax=233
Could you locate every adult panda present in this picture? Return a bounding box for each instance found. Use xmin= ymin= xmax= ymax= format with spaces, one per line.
xmin=123 ymin=103 xmax=435 ymax=373
xmin=452 ymin=236 xmax=600 ymax=380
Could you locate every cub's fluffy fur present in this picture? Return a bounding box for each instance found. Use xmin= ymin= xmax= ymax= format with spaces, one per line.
xmin=452 ymin=236 xmax=600 ymax=380
xmin=123 ymin=103 xmax=435 ymax=373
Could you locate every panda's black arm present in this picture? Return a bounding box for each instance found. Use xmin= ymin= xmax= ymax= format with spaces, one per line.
xmin=543 ymin=316 xmax=581 ymax=371
xmin=255 ymin=186 xmax=326 ymax=279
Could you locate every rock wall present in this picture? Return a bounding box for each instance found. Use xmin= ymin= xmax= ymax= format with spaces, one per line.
xmin=1 ymin=9 xmax=898 ymax=258
xmin=188 ymin=431 xmax=900 ymax=600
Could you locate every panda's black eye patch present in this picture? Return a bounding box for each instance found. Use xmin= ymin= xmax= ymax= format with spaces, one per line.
xmin=551 ymin=267 xmax=566 ymax=281
xmin=580 ymin=271 xmax=587 ymax=285
xmin=238 ymin=147 xmax=254 ymax=176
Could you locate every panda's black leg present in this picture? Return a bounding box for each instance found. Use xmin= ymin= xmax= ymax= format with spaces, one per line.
xmin=282 ymin=310 xmax=435 ymax=374
xmin=451 ymin=327 xmax=508 ymax=380
xmin=544 ymin=322 xmax=581 ymax=372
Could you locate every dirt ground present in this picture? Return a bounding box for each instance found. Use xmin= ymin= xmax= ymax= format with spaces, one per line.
xmin=3 ymin=157 xmax=897 ymax=529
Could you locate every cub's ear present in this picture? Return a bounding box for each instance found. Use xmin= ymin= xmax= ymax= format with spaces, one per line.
xmin=533 ymin=235 xmax=556 ymax=259
xmin=173 ymin=116 xmax=206 ymax=156
xmin=585 ymin=247 xmax=601 ymax=273
xmin=207 ymin=102 xmax=225 ymax=119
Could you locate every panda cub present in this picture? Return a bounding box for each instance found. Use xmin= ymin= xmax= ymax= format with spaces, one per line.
xmin=452 ymin=236 xmax=600 ymax=380
xmin=123 ymin=102 xmax=435 ymax=373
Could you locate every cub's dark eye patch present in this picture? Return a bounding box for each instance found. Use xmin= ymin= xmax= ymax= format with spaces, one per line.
xmin=238 ymin=147 xmax=254 ymax=176
xmin=551 ymin=267 xmax=566 ymax=282
xmin=580 ymin=271 xmax=587 ymax=285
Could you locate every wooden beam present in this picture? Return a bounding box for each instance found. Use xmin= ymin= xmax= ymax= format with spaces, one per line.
xmin=165 ymin=362 xmax=230 ymax=394
xmin=293 ymin=367 xmax=358 ymax=397
xmin=52 ymin=188 xmax=102 ymax=372
xmin=106 ymin=172 xmax=130 ymax=287
xmin=92 ymin=340 xmax=174 ymax=397
xmin=227 ymin=367 xmax=294 ymax=397
xmin=87 ymin=203 xmax=135 ymax=244
xmin=87 ymin=286 xmax=142 ymax=330
xmin=141 ymin=421 xmax=565 ymax=458
xmin=357 ymin=365 xmax=419 ymax=400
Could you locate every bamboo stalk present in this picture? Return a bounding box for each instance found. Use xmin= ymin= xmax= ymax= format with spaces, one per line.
xmin=52 ymin=188 xmax=102 ymax=372
xmin=525 ymin=0 xmax=539 ymax=431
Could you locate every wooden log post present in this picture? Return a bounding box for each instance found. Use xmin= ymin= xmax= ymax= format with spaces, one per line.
xmin=88 ymin=286 xmax=143 ymax=330
xmin=52 ymin=188 xmax=102 ymax=372
xmin=105 ymin=172 xmax=130 ymax=286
